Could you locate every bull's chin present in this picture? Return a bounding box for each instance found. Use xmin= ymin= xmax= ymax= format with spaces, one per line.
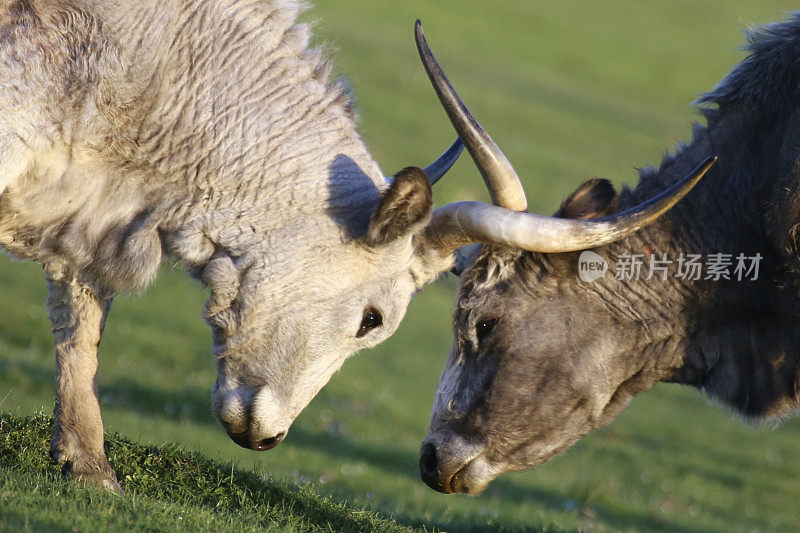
xmin=447 ymin=455 xmax=498 ymax=495
xmin=446 ymin=444 xmax=570 ymax=494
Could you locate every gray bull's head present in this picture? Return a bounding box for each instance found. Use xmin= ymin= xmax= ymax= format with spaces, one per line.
xmin=412 ymin=23 xmax=715 ymax=493
xmin=211 ymin=22 xmax=710 ymax=453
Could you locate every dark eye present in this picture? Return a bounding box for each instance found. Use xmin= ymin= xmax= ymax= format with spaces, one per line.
xmin=356 ymin=307 xmax=383 ymax=338
xmin=475 ymin=318 xmax=498 ymax=342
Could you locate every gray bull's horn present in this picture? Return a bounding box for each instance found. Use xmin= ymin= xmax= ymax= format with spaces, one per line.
xmin=415 ymin=20 xmax=527 ymax=211
xmin=422 ymin=158 xmax=716 ymax=254
xmin=415 ymin=20 xmax=715 ymax=254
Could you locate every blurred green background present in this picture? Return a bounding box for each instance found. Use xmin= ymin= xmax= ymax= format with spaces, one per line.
xmin=2 ymin=1 xmax=799 ymax=531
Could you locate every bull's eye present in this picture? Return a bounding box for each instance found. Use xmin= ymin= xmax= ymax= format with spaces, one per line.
xmin=356 ymin=307 xmax=383 ymax=338
xmin=475 ymin=318 xmax=498 ymax=342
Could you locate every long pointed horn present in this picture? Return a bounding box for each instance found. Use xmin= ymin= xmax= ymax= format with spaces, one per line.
xmin=415 ymin=20 xmax=527 ymax=211
xmin=424 ymin=157 xmax=716 ymax=254
xmin=424 ymin=138 xmax=463 ymax=185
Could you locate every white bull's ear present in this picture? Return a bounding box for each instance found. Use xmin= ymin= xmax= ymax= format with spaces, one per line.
xmin=364 ymin=167 xmax=434 ymax=247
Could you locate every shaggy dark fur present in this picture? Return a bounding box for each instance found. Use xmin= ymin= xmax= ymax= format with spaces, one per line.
xmin=426 ymin=13 xmax=800 ymax=490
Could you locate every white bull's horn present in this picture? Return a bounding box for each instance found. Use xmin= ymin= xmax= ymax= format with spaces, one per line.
xmin=385 ymin=138 xmax=463 ymax=187
xmin=424 ymin=137 xmax=463 ymax=185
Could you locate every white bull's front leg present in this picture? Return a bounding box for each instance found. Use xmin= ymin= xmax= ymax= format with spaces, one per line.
xmin=46 ymin=270 xmax=120 ymax=492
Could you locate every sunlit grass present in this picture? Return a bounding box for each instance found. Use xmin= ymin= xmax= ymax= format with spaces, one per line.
xmin=1 ymin=1 xmax=799 ymax=531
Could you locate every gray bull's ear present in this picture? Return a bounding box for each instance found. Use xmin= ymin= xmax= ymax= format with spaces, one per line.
xmin=555 ymin=178 xmax=619 ymax=219
xmin=365 ymin=167 xmax=434 ymax=246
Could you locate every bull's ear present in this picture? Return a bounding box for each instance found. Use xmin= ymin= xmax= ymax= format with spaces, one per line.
xmin=555 ymin=178 xmax=619 ymax=219
xmin=365 ymin=167 xmax=433 ymax=246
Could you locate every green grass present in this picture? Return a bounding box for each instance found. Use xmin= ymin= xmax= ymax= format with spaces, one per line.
xmin=0 ymin=413 xmax=410 ymax=532
xmin=3 ymin=1 xmax=800 ymax=531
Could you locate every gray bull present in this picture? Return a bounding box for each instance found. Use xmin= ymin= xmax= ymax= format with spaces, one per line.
xmin=0 ymin=1 xmax=702 ymax=491
xmin=418 ymin=14 xmax=800 ymax=495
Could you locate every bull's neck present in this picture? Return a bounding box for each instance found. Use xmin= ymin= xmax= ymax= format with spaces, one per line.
xmin=670 ymin=301 xmax=800 ymax=419
xmin=601 ymin=108 xmax=800 ymax=419
xmin=130 ymin=0 xmax=386 ymax=257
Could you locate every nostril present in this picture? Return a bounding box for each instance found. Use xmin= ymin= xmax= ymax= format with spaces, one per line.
xmin=228 ymin=430 xmax=251 ymax=450
xmin=419 ymin=442 xmax=439 ymax=479
xmin=255 ymin=431 xmax=286 ymax=451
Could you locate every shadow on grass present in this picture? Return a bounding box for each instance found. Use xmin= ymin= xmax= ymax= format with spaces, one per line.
xmin=486 ymin=477 xmax=718 ymax=533
xmin=0 ymin=413 xmax=409 ymax=532
xmin=93 ymin=377 xmax=721 ymax=532
xmin=101 ymin=376 xmax=427 ymax=484
xmin=4 ymin=363 xmax=423 ymax=484
xmin=5 ymin=365 xmax=731 ymax=532
xmin=0 ymin=508 xmax=75 ymax=532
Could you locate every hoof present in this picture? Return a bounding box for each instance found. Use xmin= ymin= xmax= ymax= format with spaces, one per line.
xmin=61 ymin=459 xmax=124 ymax=494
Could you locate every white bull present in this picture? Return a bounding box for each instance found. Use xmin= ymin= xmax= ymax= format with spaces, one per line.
xmin=0 ymin=0 xmax=462 ymax=490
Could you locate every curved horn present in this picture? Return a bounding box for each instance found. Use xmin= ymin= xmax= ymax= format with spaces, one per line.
xmin=424 ymin=157 xmax=716 ymax=254
xmin=424 ymin=138 xmax=464 ymax=185
xmin=385 ymin=138 xmax=463 ymax=187
xmin=415 ymin=20 xmax=714 ymax=255
xmin=415 ymin=20 xmax=527 ymax=211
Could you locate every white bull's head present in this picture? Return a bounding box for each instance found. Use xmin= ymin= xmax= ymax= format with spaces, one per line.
xmin=202 ymin=157 xmax=461 ymax=450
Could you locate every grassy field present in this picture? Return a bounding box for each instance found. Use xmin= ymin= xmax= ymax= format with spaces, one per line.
xmin=2 ymin=1 xmax=800 ymax=531
xmin=0 ymin=414 xmax=411 ymax=532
